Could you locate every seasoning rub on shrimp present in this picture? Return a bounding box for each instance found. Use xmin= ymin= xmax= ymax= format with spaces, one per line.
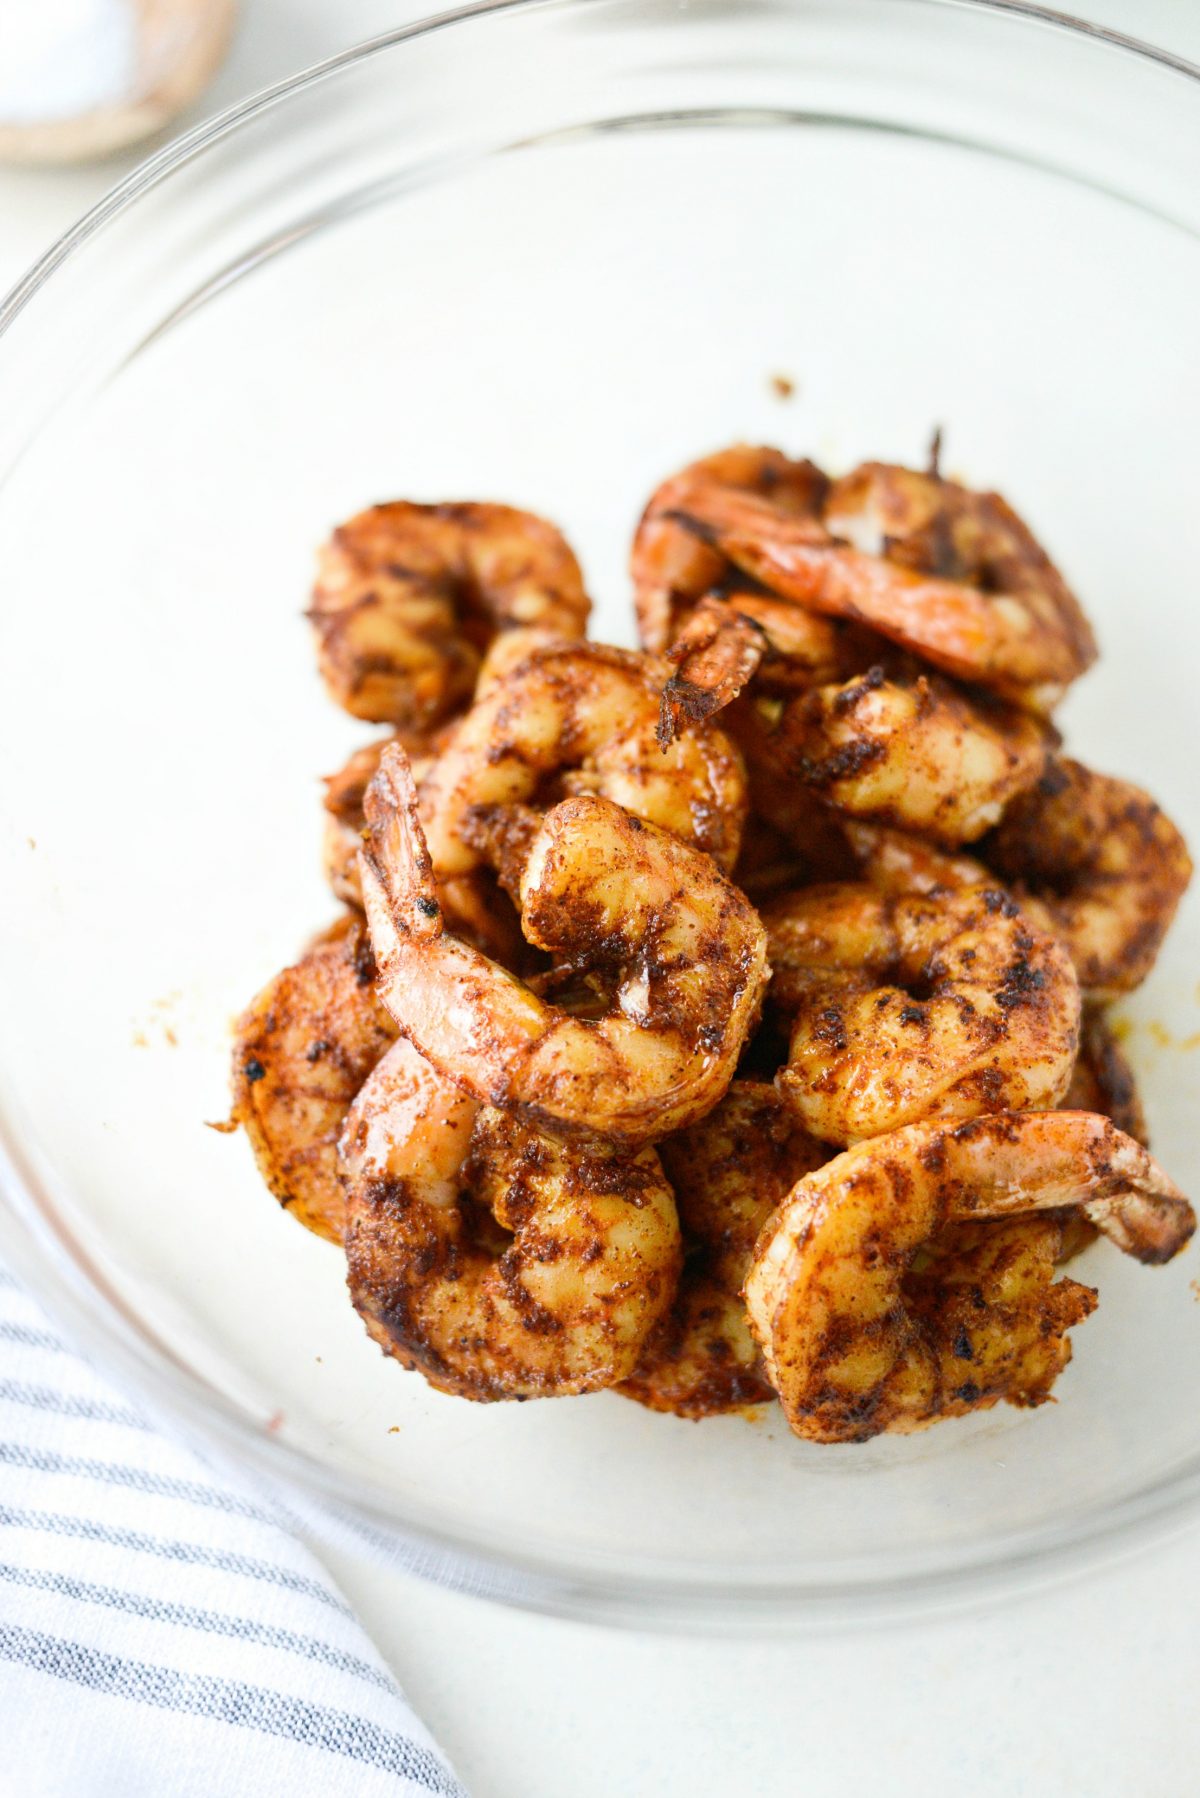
xmin=360 ymin=744 xmax=769 ymax=1143
xmin=981 ymin=756 xmax=1193 ymax=998
xmin=745 ymin=1110 xmax=1195 ymax=1442
xmin=310 ymin=501 xmax=589 ymax=725
xmin=632 ymin=444 xmax=831 ymax=654
xmin=342 ymin=1038 xmax=681 ymax=1399
xmin=418 ymin=641 xmax=747 ymax=876
xmin=731 ymin=668 xmax=1050 ymax=845
xmin=652 ymin=450 xmax=1097 ymax=710
xmin=765 ymin=883 xmax=1080 ymax=1143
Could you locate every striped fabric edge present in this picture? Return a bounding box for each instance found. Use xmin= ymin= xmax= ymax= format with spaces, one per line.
xmin=0 ymin=1561 xmax=394 ymax=1692
xmin=0 ymin=1623 xmax=466 ymax=1796
xmin=0 ymin=1499 xmax=353 ymax=1611
xmin=0 ymin=1439 xmax=283 ymax=1524
xmin=0 ymin=1267 xmax=467 ymax=1794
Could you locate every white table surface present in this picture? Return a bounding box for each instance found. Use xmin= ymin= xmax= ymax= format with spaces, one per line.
xmin=4 ymin=3 xmax=1199 ymax=1793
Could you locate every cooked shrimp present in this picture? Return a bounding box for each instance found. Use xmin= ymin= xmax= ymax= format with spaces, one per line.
xmin=320 ymin=633 xmax=566 ymax=938
xmin=619 ymin=1083 xmax=827 ymax=1417
xmin=322 ymin=630 xmax=571 ymax=901
xmin=230 ymin=915 xmax=396 ymax=1243
xmin=765 ymin=883 xmax=1080 ymax=1143
xmin=657 ymin=589 xmax=853 ymax=742
xmin=732 ymin=689 xmax=1032 ymax=888
xmin=616 ymin=1278 xmax=768 ymax=1418
xmin=632 ymin=445 xmax=829 ymax=653
xmin=360 ymin=746 xmax=769 ymax=1142
xmin=419 ymin=642 xmax=747 ymax=877
xmin=663 ymin=454 xmax=1096 ymax=710
xmin=742 ymin=665 xmax=1050 ymax=845
xmin=842 ymin=755 xmax=1192 ymax=1002
xmin=309 ymin=501 xmax=589 ymax=725
xmin=342 ymin=1037 xmax=681 ymax=1400
xmin=980 ymin=756 xmax=1193 ymax=997
xmin=745 ymin=1110 xmax=1195 ymax=1442
xmin=831 ymin=757 xmax=1192 ymax=999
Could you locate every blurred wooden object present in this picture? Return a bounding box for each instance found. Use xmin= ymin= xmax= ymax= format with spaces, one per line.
xmin=0 ymin=0 xmax=237 ymax=165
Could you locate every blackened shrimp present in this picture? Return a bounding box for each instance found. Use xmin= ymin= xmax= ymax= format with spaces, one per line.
xmin=230 ymin=915 xmax=396 ymax=1242
xmin=732 ymin=666 xmax=1050 ymax=845
xmin=309 ymin=501 xmax=589 ymax=725
xmin=360 ymin=746 xmax=769 ymax=1143
xmin=744 ymin=1111 xmax=1195 ymax=1442
xmin=342 ymin=1038 xmax=680 ymax=1400
xmin=618 ymin=1083 xmax=826 ymax=1417
xmin=662 ymin=454 xmax=1097 ymax=710
xmin=632 ymin=444 xmax=830 ymax=653
xmin=418 ymin=642 xmax=747 ymax=877
xmin=765 ymin=884 xmax=1080 ymax=1143
xmin=980 ymin=756 xmax=1193 ymax=998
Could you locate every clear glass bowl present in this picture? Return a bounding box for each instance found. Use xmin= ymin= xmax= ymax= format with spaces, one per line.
xmin=1 ymin=0 xmax=1198 ymax=1630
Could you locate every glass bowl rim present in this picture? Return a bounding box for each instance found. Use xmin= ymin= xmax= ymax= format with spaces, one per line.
xmin=1 ymin=0 xmax=1198 ymax=1629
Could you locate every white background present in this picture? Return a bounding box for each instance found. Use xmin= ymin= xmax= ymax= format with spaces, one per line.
xmin=3 ymin=4 xmax=1200 ymax=1794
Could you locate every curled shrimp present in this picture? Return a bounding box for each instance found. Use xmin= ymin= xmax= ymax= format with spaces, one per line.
xmin=980 ymin=756 xmax=1193 ymax=998
xmin=659 ymin=452 xmax=1096 ymax=711
xmin=309 ymin=501 xmax=589 ymax=726
xmin=632 ymin=444 xmax=830 ymax=654
xmin=230 ymin=916 xmax=396 ymax=1242
xmin=618 ymin=1083 xmax=826 ymax=1417
xmin=834 ymin=757 xmax=1192 ymax=999
xmin=829 ymin=762 xmax=1191 ymax=1002
xmin=360 ymin=745 xmax=769 ymax=1142
xmin=727 ymin=668 xmax=1050 ymax=846
xmin=341 ymin=1037 xmax=681 ymax=1399
xmin=418 ymin=641 xmax=748 ymax=877
xmin=765 ymin=883 xmax=1080 ymax=1144
xmin=744 ymin=1110 xmax=1195 ymax=1442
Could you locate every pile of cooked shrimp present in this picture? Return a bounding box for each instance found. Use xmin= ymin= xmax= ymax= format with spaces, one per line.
xmin=231 ymin=446 xmax=1195 ymax=1443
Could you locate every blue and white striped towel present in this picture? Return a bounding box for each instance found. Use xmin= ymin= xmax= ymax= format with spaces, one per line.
xmin=0 ymin=1261 xmax=466 ymax=1797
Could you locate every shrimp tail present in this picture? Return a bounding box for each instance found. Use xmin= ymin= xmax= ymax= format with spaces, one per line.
xmin=360 ymin=742 xmax=443 ymax=944
xmin=1073 ymin=1119 xmax=1196 ymax=1264
xmin=657 ymin=597 xmax=770 ymax=749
